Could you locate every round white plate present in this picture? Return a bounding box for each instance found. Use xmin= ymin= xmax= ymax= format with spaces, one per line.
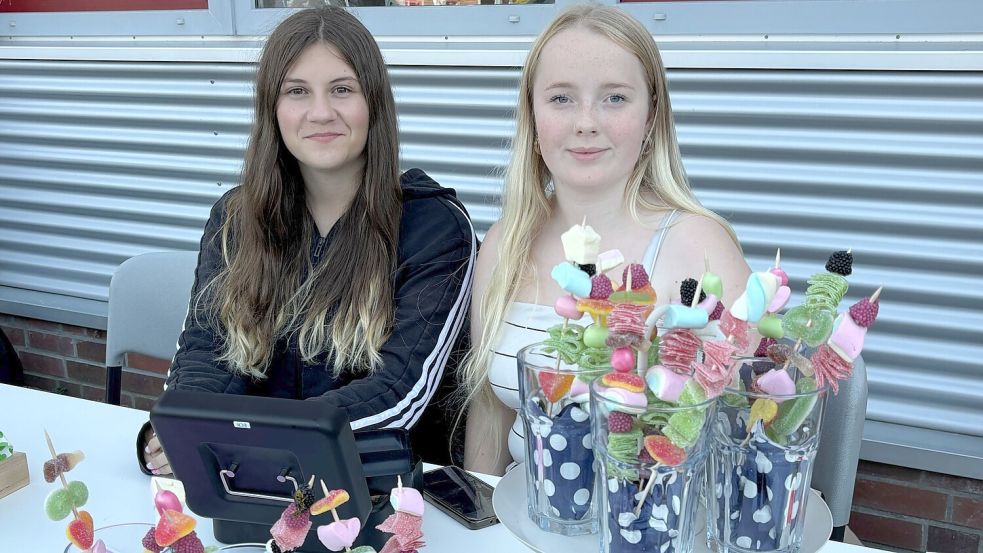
xmin=492 ymin=465 xmax=833 ymax=553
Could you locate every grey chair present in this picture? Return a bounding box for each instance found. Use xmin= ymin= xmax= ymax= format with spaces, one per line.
xmin=104 ymin=251 xmax=198 ymax=405
xmin=810 ymin=355 xmax=868 ymax=542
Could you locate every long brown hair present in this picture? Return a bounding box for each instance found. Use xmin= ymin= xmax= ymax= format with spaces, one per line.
xmin=205 ymin=7 xmax=402 ymax=379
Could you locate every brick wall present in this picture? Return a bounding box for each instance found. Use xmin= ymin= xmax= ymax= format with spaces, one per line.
xmin=851 ymin=460 xmax=983 ymax=553
xmin=1 ymin=313 xmax=169 ymax=411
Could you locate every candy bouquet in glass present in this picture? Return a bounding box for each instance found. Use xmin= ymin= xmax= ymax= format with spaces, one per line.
xmin=704 ymin=250 xmax=882 ymax=553
xmin=518 ymin=220 xmax=659 ymax=535
xmin=589 ymin=260 xmax=731 ymax=553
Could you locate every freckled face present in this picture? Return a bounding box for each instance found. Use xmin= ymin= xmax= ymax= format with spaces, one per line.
xmin=276 ymin=42 xmax=370 ymax=177
xmin=532 ymin=27 xmax=652 ymax=193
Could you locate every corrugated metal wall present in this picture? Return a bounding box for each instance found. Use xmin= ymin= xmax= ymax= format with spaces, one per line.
xmin=1 ymin=59 xmax=981 ymax=467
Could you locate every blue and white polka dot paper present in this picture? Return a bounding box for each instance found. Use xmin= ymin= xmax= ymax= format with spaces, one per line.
xmin=528 ymin=402 xmax=595 ymax=520
xmin=605 ymin=469 xmax=685 ymax=553
xmin=711 ymin=410 xmax=814 ymax=551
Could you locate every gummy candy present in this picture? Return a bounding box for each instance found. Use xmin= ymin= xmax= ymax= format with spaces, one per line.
xmin=67 ymin=480 xmax=88 ymax=508
xmin=538 ymin=371 xmax=575 ymax=402
xmin=664 ymin=409 xmax=705 ymax=449
xmin=66 ymin=510 xmax=94 ymax=550
xmin=600 ymin=371 xmax=645 ymax=393
xmin=317 ymin=518 xmax=361 ymax=552
xmin=168 ymin=531 xmax=205 ymax=553
xmin=155 ymin=509 xmax=197 ymax=547
xmin=311 ymin=488 xmax=350 ymax=516
xmin=768 ymin=377 xmax=819 ymax=437
xmin=271 ymin=505 xmax=312 ymax=550
xmin=44 ymin=487 xmax=73 ymax=521
xmin=783 ymin=305 xmax=834 ymax=347
xmin=748 ymin=398 xmax=779 ymax=431
xmin=643 ymin=435 xmax=686 ymax=465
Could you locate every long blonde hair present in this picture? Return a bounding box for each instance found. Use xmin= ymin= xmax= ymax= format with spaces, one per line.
xmin=200 ymin=7 xmax=402 ymax=379
xmin=460 ymin=4 xmax=739 ymax=406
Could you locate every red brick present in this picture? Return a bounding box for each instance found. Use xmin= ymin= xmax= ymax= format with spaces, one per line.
xmin=927 ymin=525 xmax=980 ymax=553
xmin=121 ymin=371 xmax=166 ymax=397
xmin=20 ymin=351 xmax=66 ymax=378
xmin=131 ymin=395 xmax=158 ymax=411
xmin=20 ymin=317 xmax=61 ymax=332
xmin=952 ymin=497 xmax=983 ymax=530
xmin=1 ymin=325 xmax=25 ymax=347
xmin=922 ymin=471 xmax=983 ymax=496
xmin=27 ymin=331 xmax=75 ymax=356
xmin=80 ymin=385 xmax=106 ymax=403
xmin=853 ymin=479 xmax=948 ymax=519
xmin=76 ymin=341 xmax=107 ymax=363
xmin=66 ymin=361 xmax=106 ymax=387
xmin=23 ymin=374 xmax=80 ymax=397
xmin=126 ymin=353 xmax=172 ymax=376
xmin=86 ymin=328 xmax=107 ymax=340
xmin=849 ymin=510 xmax=924 ymax=551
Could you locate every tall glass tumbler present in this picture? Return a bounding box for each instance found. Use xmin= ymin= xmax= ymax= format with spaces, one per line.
xmin=707 ymin=358 xmax=829 ymax=553
xmin=591 ymin=378 xmax=717 ymax=553
xmin=518 ymin=343 xmax=608 ymax=536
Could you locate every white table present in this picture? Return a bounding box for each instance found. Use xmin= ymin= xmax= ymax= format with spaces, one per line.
xmin=0 ymin=384 xmax=873 ymax=552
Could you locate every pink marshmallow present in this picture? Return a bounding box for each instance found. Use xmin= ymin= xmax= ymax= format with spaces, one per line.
xmin=697 ymin=293 xmax=719 ymax=315
xmin=828 ymin=314 xmax=866 ymax=362
xmin=569 ymin=379 xmax=590 ymax=403
xmin=317 ymin=518 xmax=361 ymax=552
xmin=768 ymin=286 xmax=791 ymax=313
xmin=390 ymin=487 xmax=425 ymax=517
xmin=554 ymin=294 xmax=583 ymax=320
xmin=644 ymin=365 xmax=690 ymax=402
xmin=599 ymin=386 xmax=647 ymax=414
xmin=757 ymin=369 xmax=796 ymax=401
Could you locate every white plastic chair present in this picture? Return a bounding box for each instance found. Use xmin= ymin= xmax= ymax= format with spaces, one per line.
xmin=104 ymin=251 xmax=198 ymax=405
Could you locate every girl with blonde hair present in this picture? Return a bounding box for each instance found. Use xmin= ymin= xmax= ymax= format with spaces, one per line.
xmin=463 ymin=4 xmax=750 ymax=475
xmin=139 ymin=6 xmax=476 ymax=476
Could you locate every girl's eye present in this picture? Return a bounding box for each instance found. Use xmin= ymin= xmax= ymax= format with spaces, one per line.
xmin=285 ymin=87 xmax=306 ymax=96
xmin=549 ymin=95 xmax=571 ymax=104
xmin=609 ymin=94 xmax=627 ymax=103
xmin=334 ymin=86 xmax=353 ymax=95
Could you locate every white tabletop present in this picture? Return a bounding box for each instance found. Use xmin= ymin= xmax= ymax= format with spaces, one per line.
xmin=0 ymin=384 xmax=874 ymax=553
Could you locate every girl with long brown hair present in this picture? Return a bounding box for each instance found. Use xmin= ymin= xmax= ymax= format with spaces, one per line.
xmin=140 ymin=6 xmax=475 ymax=475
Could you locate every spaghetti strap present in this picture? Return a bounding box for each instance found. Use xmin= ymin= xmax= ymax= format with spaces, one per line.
xmin=642 ymin=209 xmax=679 ymax=275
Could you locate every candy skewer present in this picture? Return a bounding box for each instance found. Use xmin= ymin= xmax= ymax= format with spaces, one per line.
xmin=870 ymin=286 xmax=883 ymax=304
xmin=320 ymin=479 xmax=353 ymax=553
xmin=43 ymin=429 xmax=79 ymax=520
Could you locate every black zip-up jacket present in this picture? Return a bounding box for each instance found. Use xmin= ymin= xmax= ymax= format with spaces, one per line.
xmin=162 ymin=168 xmax=474 ymax=429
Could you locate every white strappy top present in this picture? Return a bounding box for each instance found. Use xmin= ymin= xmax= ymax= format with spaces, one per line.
xmin=487 ymin=210 xmax=679 ymax=464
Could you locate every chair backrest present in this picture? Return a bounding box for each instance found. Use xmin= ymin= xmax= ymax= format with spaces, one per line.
xmin=811 ymin=355 xmax=869 ymax=529
xmin=105 ymin=251 xmax=198 ymax=370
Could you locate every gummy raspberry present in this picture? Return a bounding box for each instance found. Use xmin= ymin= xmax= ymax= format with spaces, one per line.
xmin=825 ymin=250 xmax=853 ymax=276
xmin=293 ymin=485 xmax=315 ymax=511
xmin=848 ymin=297 xmax=879 ymax=327
xmin=638 ymin=448 xmax=655 ymax=464
xmin=142 ymin=528 xmax=162 ymax=553
xmin=709 ymin=301 xmax=725 ymax=321
xmin=754 ymin=337 xmax=776 ymax=358
xmin=577 ymin=263 xmax=596 ymax=277
xmin=281 ymin=504 xmax=311 ymax=530
xmin=766 ymin=343 xmax=792 ymax=364
xmin=589 ymin=274 xmax=614 ymax=299
xmin=607 ymin=411 xmax=633 ymax=434
xmin=621 ymin=263 xmax=649 ymax=290
xmin=168 ymin=532 xmax=205 ymax=553
xmin=679 ymin=278 xmax=707 ymax=306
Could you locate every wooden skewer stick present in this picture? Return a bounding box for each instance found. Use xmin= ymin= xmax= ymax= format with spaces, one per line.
xmin=633 ymin=465 xmax=661 ymax=518
xmin=308 ymin=474 xmax=316 ymax=488
xmin=774 ymin=248 xmax=781 ymax=269
xmin=43 ymin=429 xmax=79 ymax=520
xmin=704 ymin=250 xmax=711 ymax=273
xmin=690 ymin=278 xmax=704 ymax=309
xmin=869 ymin=286 xmax=883 ymax=303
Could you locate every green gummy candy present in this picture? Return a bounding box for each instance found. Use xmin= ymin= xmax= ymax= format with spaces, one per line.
xmin=44 ymin=488 xmax=72 ymax=521
xmin=678 ymin=379 xmax=708 ymax=407
xmin=803 ymin=273 xmax=849 ymax=313
xmin=722 ymin=391 xmax=749 ymax=408
xmin=665 ymin=409 xmax=705 ymax=449
xmin=577 ymin=347 xmax=611 ymax=372
xmin=701 ymin=272 xmax=724 ymax=299
xmin=350 ymin=547 xmax=378 ymax=553
xmin=607 ymin=427 xmax=642 ymax=464
xmin=783 ymin=305 xmax=834 ymax=348
xmin=67 ymin=480 xmax=88 ymax=507
xmin=769 ymin=377 xmax=819 ymax=437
